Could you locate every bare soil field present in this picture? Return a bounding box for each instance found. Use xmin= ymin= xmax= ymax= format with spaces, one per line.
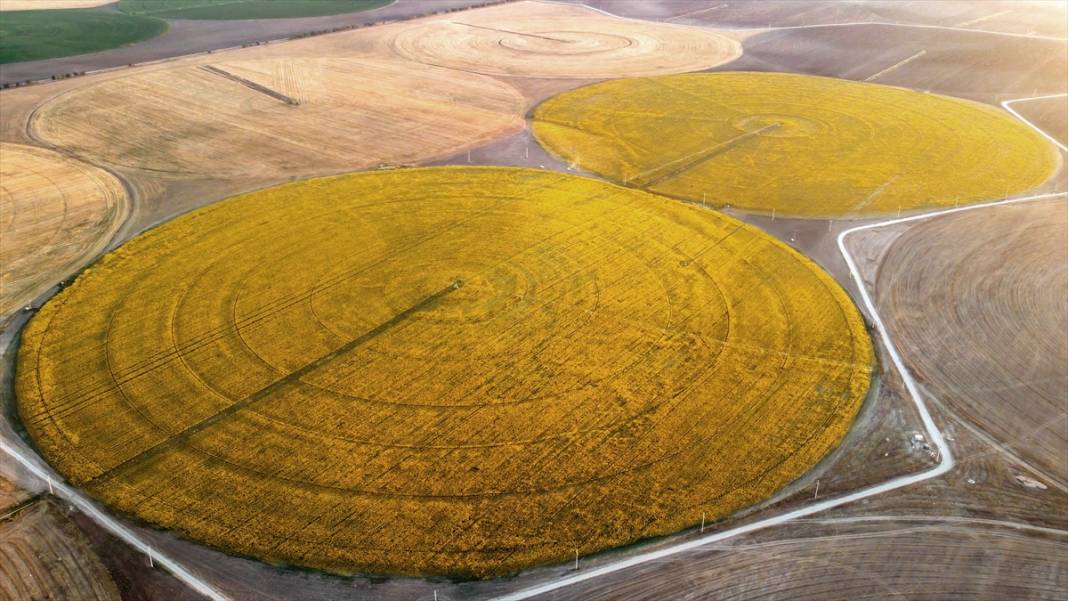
xmin=0 ymin=1 xmax=1065 ymax=599
xmin=581 ymin=0 xmax=1068 ymax=38
xmin=0 ymin=142 xmax=128 ymax=316
xmin=1013 ymin=95 xmax=1068 ymax=147
xmin=0 ymin=498 xmax=121 ymax=601
xmin=545 ymin=521 xmax=1068 ymax=600
xmin=718 ymin=24 xmax=1068 ymax=104
xmin=878 ymin=200 xmax=1068 ymax=485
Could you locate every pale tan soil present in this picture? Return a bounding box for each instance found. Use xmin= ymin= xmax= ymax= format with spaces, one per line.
xmin=0 ymin=142 xmax=127 ymax=316
xmin=376 ymin=1 xmax=741 ymax=79
xmin=33 ymin=56 xmax=526 ymax=178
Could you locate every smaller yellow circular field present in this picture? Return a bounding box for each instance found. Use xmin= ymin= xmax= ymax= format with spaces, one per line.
xmin=18 ymin=168 xmax=871 ymax=577
xmin=533 ymin=72 xmax=1059 ymax=217
xmin=385 ymin=4 xmax=741 ymax=79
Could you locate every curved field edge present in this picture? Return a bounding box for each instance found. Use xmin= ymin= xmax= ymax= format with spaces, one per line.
xmin=530 ymin=72 xmax=1059 ymax=219
xmin=0 ymin=142 xmax=131 ymax=318
xmin=14 ymin=166 xmax=873 ymax=577
xmin=0 ymin=9 xmax=167 ymax=64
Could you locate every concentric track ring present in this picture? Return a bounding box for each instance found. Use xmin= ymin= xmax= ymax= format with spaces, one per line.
xmin=384 ymin=8 xmax=741 ymax=79
xmin=17 ymin=167 xmax=872 ymax=577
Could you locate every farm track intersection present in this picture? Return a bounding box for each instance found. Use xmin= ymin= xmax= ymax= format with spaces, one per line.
xmin=0 ymin=2 xmax=1065 ymax=599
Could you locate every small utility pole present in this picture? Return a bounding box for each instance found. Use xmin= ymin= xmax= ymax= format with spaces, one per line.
xmin=574 ymin=549 xmax=579 ymax=570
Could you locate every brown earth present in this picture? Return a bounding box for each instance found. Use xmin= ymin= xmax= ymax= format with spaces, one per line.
xmin=1011 ymin=95 xmax=1068 ymax=147
xmin=878 ymin=200 xmax=1068 ymax=486
xmin=0 ymin=498 xmax=121 ymax=601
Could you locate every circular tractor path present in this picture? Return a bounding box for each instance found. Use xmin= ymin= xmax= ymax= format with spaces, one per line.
xmin=533 ymin=72 xmax=1058 ymax=218
xmin=383 ymin=2 xmax=740 ymax=79
xmin=0 ymin=142 xmax=126 ymax=316
xmin=18 ymin=167 xmax=871 ymax=577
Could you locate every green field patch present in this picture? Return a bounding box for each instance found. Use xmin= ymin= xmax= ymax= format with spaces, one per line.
xmin=118 ymin=0 xmax=390 ymax=20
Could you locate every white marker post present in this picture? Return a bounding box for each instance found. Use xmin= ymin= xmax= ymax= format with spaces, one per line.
xmin=47 ymin=477 xmax=53 ymax=495
xmin=574 ymin=549 xmax=579 ymax=571
xmin=814 ymin=479 xmax=820 ymax=499
xmin=701 ymin=512 xmax=706 ymax=533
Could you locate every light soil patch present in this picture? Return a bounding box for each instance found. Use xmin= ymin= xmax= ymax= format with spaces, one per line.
xmin=878 ymin=200 xmax=1068 ymax=484
xmin=0 ymin=142 xmax=127 ymax=316
xmin=0 ymin=500 xmax=120 ymax=601
xmin=378 ymin=0 xmax=741 ymax=79
xmin=0 ymin=0 xmax=112 ymax=9
xmin=17 ymin=167 xmax=872 ymax=578
xmin=31 ymin=56 xmax=526 ymax=178
xmin=533 ymin=72 xmax=1059 ymax=218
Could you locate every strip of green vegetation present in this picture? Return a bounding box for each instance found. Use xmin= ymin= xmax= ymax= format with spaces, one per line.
xmin=0 ymin=9 xmax=167 ymax=64
xmin=117 ymin=0 xmax=391 ymax=20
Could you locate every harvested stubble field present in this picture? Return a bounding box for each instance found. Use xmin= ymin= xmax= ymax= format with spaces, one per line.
xmin=533 ymin=72 xmax=1058 ymax=218
xmin=379 ymin=1 xmax=741 ymax=79
xmin=17 ymin=167 xmax=872 ymax=577
xmin=878 ymin=200 xmax=1068 ymax=484
xmin=0 ymin=142 xmax=127 ymax=316
xmin=31 ymin=56 xmax=526 ymax=178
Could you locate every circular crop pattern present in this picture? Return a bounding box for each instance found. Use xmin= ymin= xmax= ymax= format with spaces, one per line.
xmin=385 ymin=12 xmax=740 ymax=79
xmin=33 ymin=57 xmax=525 ymax=178
xmin=18 ymin=168 xmax=872 ymax=577
xmin=533 ymin=72 xmax=1059 ymax=217
xmin=0 ymin=143 xmax=126 ymax=316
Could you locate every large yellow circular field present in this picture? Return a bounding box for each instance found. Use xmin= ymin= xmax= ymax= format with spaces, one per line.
xmin=533 ymin=72 xmax=1058 ymax=218
xmin=18 ymin=167 xmax=871 ymax=577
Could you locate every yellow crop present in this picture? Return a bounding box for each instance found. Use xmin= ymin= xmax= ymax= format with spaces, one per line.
xmin=17 ymin=167 xmax=872 ymax=577
xmin=533 ymin=72 xmax=1058 ymax=218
